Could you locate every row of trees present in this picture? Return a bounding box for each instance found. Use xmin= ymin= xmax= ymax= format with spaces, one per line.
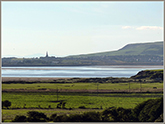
xmin=12 ymin=97 xmax=163 ymax=122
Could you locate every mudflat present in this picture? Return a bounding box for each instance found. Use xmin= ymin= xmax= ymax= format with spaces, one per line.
xmin=2 ymin=77 xmax=69 ymax=82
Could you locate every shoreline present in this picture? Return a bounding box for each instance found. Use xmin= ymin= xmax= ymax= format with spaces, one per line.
xmin=2 ymin=77 xmax=70 ymax=82
xmin=2 ymin=65 xmax=163 ymax=69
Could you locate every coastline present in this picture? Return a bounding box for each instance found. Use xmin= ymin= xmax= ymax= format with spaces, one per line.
xmin=2 ymin=65 xmax=163 ymax=68
xmin=2 ymin=77 xmax=70 ymax=82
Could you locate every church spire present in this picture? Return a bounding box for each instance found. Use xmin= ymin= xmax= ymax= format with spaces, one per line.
xmin=46 ymin=51 xmax=48 ymax=57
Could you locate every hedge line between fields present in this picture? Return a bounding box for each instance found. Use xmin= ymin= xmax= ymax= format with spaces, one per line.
xmin=9 ymin=97 xmax=163 ymax=122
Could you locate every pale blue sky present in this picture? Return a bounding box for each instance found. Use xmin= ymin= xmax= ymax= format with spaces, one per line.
xmin=2 ymin=1 xmax=164 ymax=57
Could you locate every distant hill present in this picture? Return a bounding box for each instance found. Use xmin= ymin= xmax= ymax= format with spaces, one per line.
xmin=67 ymin=41 xmax=163 ymax=58
xmin=2 ymin=41 xmax=163 ymax=66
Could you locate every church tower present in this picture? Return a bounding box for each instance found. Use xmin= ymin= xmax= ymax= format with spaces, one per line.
xmin=46 ymin=51 xmax=48 ymax=57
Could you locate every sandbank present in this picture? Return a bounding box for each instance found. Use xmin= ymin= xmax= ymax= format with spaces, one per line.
xmin=2 ymin=77 xmax=70 ymax=82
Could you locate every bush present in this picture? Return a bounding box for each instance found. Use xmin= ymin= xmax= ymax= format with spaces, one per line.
xmin=52 ymin=114 xmax=69 ymax=122
xmin=66 ymin=114 xmax=83 ymax=122
xmin=62 ymin=101 xmax=66 ymax=109
xmin=78 ymin=106 xmax=86 ymax=109
xmin=102 ymin=107 xmax=118 ymax=121
xmin=137 ymin=97 xmax=163 ymax=122
xmin=2 ymin=100 xmax=11 ymax=109
xmin=56 ymin=101 xmax=66 ymax=109
xmin=48 ymin=105 xmax=51 ymax=109
xmin=102 ymin=107 xmax=135 ymax=122
xmin=27 ymin=111 xmax=49 ymax=122
xmin=49 ymin=113 xmax=57 ymax=121
xmin=82 ymin=111 xmax=102 ymax=122
xmin=11 ymin=97 xmax=163 ymax=122
xmin=12 ymin=115 xmax=27 ymax=122
xmin=50 ymin=111 xmax=102 ymax=122
xmin=13 ymin=111 xmax=49 ymax=122
xmin=132 ymin=97 xmax=163 ymax=122
xmin=38 ymin=105 xmax=42 ymax=109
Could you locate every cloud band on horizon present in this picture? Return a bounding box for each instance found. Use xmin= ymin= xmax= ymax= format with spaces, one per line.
xmin=122 ymin=26 xmax=163 ymax=30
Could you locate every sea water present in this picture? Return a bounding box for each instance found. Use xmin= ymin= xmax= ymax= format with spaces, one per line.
xmin=1 ymin=65 xmax=163 ymax=78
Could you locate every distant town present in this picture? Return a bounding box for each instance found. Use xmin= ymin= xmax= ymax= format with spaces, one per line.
xmin=2 ymin=42 xmax=163 ymax=66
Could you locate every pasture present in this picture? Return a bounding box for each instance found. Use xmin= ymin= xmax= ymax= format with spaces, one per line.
xmin=2 ymin=77 xmax=163 ymax=122
xmin=2 ymin=92 xmax=163 ymax=109
xmin=2 ymin=91 xmax=163 ymax=122
xmin=2 ymin=82 xmax=163 ymax=91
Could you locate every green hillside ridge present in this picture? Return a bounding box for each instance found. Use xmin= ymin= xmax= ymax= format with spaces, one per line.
xmin=67 ymin=41 xmax=163 ymax=58
xmin=2 ymin=41 xmax=163 ymax=66
xmin=131 ymin=69 xmax=163 ymax=80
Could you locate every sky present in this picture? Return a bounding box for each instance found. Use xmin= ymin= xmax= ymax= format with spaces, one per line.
xmin=1 ymin=1 xmax=164 ymax=58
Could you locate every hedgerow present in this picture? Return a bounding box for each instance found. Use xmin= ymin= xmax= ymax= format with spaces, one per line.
xmin=12 ymin=97 xmax=163 ymax=122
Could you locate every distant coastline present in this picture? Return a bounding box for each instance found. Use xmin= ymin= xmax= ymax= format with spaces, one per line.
xmin=2 ymin=41 xmax=163 ymax=66
xmin=2 ymin=63 xmax=163 ymax=67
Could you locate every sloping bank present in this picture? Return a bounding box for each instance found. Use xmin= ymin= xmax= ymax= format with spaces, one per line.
xmin=131 ymin=69 xmax=163 ymax=80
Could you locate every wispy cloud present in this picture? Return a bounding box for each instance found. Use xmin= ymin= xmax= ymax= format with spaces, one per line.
xmin=122 ymin=26 xmax=134 ymax=29
xmin=136 ymin=26 xmax=163 ymax=30
xmin=122 ymin=26 xmax=163 ymax=30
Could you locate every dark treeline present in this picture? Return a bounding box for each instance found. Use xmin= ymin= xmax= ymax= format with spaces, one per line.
xmin=11 ymin=97 xmax=163 ymax=122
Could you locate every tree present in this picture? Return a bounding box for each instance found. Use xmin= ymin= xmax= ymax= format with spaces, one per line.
xmin=82 ymin=111 xmax=101 ymax=122
xmin=27 ymin=111 xmax=49 ymax=122
xmin=2 ymin=100 xmax=11 ymax=109
xmin=12 ymin=115 xmax=27 ymax=122
xmin=57 ymin=101 xmax=66 ymax=109
xmin=49 ymin=113 xmax=57 ymax=121
xmin=62 ymin=101 xmax=66 ymax=109
xmin=102 ymin=107 xmax=136 ymax=122
xmin=137 ymin=97 xmax=163 ymax=122
xmin=53 ymin=114 xmax=68 ymax=122
xmin=132 ymin=97 xmax=163 ymax=122
xmin=66 ymin=114 xmax=83 ymax=122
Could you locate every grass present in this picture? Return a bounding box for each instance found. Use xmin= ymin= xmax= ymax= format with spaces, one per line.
xmin=146 ymin=69 xmax=163 ymax=72
xmin=2 ymin=82 xmax=163 ymax=90
xmin=2 ymin=92 xmax=162 ymax=109
xmin=2 ymin=92 xmax=162 ymax=122
xmin=2 ymin=77 xmax=163 ymax=122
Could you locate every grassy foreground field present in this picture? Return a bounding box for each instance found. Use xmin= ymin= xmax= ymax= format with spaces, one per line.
xmin=2 ymin=92 xmax=163 ymax=122
xmin=2 ymin=75 xmax=163 ymax=122
xmin=3 ymin=92 xmax=163 ymax=109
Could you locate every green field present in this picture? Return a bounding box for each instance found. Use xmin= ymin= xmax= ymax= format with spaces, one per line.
xmin=2 ymin=76 xmax=163 ymax=122
xmin=3 ymin=92 xmax=163 ymax=109
xmin=2 ymin=91 xmax=163 ymax=122
xmin=2 ymin=82 xmax=163 ymax=91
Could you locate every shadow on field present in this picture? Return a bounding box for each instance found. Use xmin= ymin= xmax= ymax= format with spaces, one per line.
xmin=49 ymin=100 xmax=66 ymax=103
